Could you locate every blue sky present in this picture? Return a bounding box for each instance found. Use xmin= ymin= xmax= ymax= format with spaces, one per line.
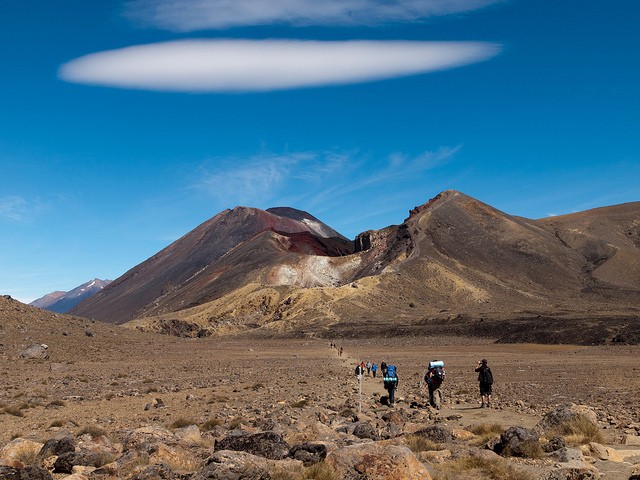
xmin=1 ymin=0 xmax=639 ymax=302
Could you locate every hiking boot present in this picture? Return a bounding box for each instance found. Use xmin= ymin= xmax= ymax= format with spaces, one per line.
xmin=480 ymin=403 xmax=485 ymax=408
xmin=487 ymin=402 xmax=491 ymax=408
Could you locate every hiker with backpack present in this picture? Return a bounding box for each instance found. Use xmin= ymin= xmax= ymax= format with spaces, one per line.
xmin=475 ymin=359 xmax=493 ymax=408
xmin=371 ymin=362 xmax=378 ymax=378
xmin=382 ymin=362 xmax=399 ymax=405
xmin=425 ymin=360 xmax=446 ymax=409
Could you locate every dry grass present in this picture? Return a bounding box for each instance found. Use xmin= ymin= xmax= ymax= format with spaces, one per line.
xmin=406 ymin=434 xmax=442 ymax=453
xmin=548 ymin=414 xmax=604 ymax=446
xmin=502 ymin=439 xmax=545 ymax=459
xmin=468 ymin=423 xmax=505 ymax=445
xmin=432 ymin=456 xmax=535 ymax=480
xmin=291 ymin=398 xmax=309 ymax=408
xmin=169 ymin=418 xmax=197 ymax=429
xmin=76 ymin=424 xmax=109 ymax=438
xmin=2 ymin=405 xmax=25 ymax=417
xmin=200 ymin=418 xmax=223 ymax=431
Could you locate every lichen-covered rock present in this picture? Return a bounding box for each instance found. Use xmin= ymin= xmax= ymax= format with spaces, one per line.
xmin=352 ymin=421 xmax=378 ymax=440
xmin=19 ymin=344 xmax=49 ymax=360
xmin=214 ymin=431 xmax=290 ymax=460
xmin=534 ymin=403 xmax=598 ymax=435
xmin=326 ymin=442 xmax=432 ymax=480
xmin=192 ymin=450 xmax=303 ymax=480
xmin=0 ymin=465 xmax=53 ymax=480
xmin=414 ymin=425 xmax=454 ymax=444
xmin=495 ymin=426 xmax=540 ymax=457
xmin=289 ymin=442 xmax=327 ymax=466
xmin=0 ymin=438 xmax=45 ymax=468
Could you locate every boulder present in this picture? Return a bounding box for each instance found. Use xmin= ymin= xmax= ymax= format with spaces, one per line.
xmin=53 ymin=451 xmax=103 ymax=474
xmin=534 ymin=404 xmax=598 ymax=435
xmin=288 ymin=442 xmax=328 ymax=466
xmin=0 ymin=438 xmax=45 ymax=468
xmin=192 ymin=450 xmax=303 ymax=480
xmin=543 ymin=436 xmax=567 ymax=453
xmin=214 ymin=431 xmax=290 ymax=460
xmin=19 ymin=344 xmax=49 ymax=360
xmin=326 ymin=442 xmax=432 ymax=480
xmin=38 ymin=435 xmax=76 ymax=460
xmin=0 ymin=465 xmax=53 ymax=480
xmin=352 ymin=422 xmax=378 ymax=440
xmin=413 ymin=425 xmax=454 ymax=444
xmin=494 ymin=426 xmax=540 ymax=458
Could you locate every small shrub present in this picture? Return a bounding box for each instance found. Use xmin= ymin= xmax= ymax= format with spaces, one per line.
xmin=47 ymin=399 xmax=66 ymax=408
xmin=228 ymin=417 xmax=243 ymax=429
xmin=49 ymin=419 xmax=65 ymax=428
xmin=170 ymin=417 xmax=197 ymax=429
xmin=76 ymin=425 xmax=109 ymax=438
xmin=302 ymin=462 xmax=336 ymax=480
xmin=406 ymin=434 xmax=441 ymax=453
xmin=291 ymin=399 xmax=309 ymax=408
xmin=200 ymin=418 xmax=222 ymax=431
xmin=468 ymin=423 xmax=505 ymax=445
xmin=3 ymin=406 xmax=25 ymax=417
xmin=550 ymin=414 xmax=604 ymax=445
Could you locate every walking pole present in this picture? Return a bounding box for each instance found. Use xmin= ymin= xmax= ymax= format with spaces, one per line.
xmin=358 ymin=370 xmax=362 ymax=413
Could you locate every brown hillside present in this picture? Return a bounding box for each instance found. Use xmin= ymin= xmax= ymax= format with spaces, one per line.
xmin=125 ymin=191 xmax=640 ymax=344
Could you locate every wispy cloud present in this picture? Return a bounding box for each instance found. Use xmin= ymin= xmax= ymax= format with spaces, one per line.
xmin=193 ymin=146 xmax=461 ymax=210
xmin=0 ymin=196 xmax=33 ymax=222
xmin=59 ymin=39 xmax=500 ymax=93
xmin=126 ymin=0 xmax=502 ymax=31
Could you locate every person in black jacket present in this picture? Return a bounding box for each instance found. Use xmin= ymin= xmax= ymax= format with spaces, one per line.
xmin=475 ymin=359 xmax=493 ymax=408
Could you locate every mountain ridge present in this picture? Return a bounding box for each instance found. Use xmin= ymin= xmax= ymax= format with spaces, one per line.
xmin=68 ymin=190 xmax=640 ymax=342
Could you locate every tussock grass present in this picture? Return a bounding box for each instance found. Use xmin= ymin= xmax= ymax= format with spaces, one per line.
xmin=301 ymin=462 xmax=335 ymax=480
xmin=47 ymin=399 xmax=66 ymax=407
xmin=76 ymin=424 xmax=109 ymax=438
xmin=169 ymin=418 xmax=197 ymax=429
xmin=468 ymin=423 xmax=505 ymax=445
xmin=503 ymin=440 xmax=545 ymax=459
xmin=291 ymin=399 xmax=309 ymax=408
xmin=549 ymin=414 xmax=604 ymax=446
xmin=3 ymin=405 xmax=25 ymax=417
xmin=200 ymin=418 xmax=223 ymax=431
xmin=406 ymin=434 xmax=442 ymax=453
xmin=228 ymin=416 xmax=244 ymax=429
xmin=432 ymin=456 xmax=535 ymax=480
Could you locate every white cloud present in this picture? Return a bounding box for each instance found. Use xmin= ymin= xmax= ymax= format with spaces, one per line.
xmin=126 ymin=0 xmax=502 ymax=31
xmin=59 ymin=39 xmax=500 ymax=92
xmin=0 ymin=196 xmax=31 ymax=221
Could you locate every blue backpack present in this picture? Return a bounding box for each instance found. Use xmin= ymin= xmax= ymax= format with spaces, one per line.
xmin=384 ymin=364 xmax=397 ymax=384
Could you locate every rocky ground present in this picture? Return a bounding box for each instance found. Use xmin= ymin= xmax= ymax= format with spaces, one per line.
xmin=2 ymin=309 xmax=640 ymax=479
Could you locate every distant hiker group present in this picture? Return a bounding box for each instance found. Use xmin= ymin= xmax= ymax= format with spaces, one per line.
xmin=350 ymin=354 xmax=495 ymax=410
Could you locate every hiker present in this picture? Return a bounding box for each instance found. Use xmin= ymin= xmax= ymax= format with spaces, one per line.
xmin=371 ymin=362 xmax=378 ymax=378
xmin=475 ymin=359 xmax=494 ymax=408
xmin=425 ymin=360 xmax=446 ymax=409
xmin=382 ymin=363 xmax=399 ymax=405
xmin=339 ymin=346 xmax=343 ymax=356
xmin=355 ymin=362 xmax=364 ymax=377
xmin=366 ymin=361 xmax=371 ymax=376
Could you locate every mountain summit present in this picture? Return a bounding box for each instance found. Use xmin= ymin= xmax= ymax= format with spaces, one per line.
xmin=31 ymin=278 xmax=111 ymax=313
xmin=70 ymin=191 xmax=640 ymax=343
xmin=70 ymin=206 xmax=352 ymax=324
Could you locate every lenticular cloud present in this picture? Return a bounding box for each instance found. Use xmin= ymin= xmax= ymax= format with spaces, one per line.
xmin=59 ymin=39 xmax=500 ymax=93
